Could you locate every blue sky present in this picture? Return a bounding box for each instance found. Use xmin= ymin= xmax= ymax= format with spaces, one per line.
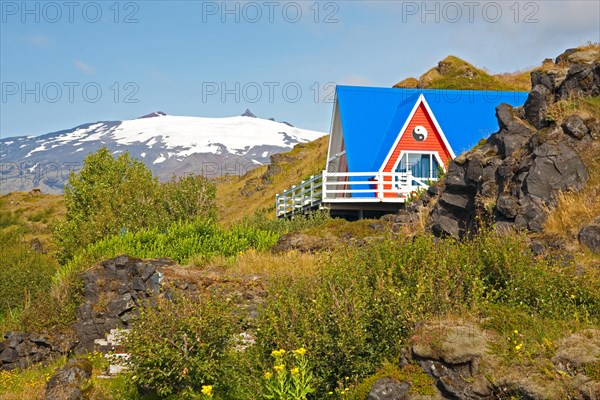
xmin=1 ymin=0 xmax=599 ymax=137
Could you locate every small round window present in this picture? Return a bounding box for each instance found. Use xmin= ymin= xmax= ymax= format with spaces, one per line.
xmin=412 ymin=126 xmax=428 ymax=141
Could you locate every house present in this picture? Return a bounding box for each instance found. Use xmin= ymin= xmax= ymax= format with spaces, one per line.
xmin=276 ymin=86 xmax=528 ymax=219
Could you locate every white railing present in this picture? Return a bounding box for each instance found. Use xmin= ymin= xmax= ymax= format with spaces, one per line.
xmin=321 ymin=170 xmax=434 ymax=202
xmin=276 ymin=174 xmax=323 ymax=218
xmin=276 ymin=170 xmax=436 ymax=218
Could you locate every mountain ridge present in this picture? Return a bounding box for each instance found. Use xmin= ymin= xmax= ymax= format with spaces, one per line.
xmin=0 ymin=111 xmax=326 ymax=194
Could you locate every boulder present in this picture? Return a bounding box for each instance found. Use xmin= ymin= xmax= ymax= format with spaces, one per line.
xmin=491 ymin=104 xmax=536 ymax=155
xmin=579 ymin=218 xmax=600 ymax=254
xmin=439 ymin=192 xmax=471 ymax=211
xmin=525 ymin=143 xmax=589 ymax=204
xmin=408 ymin=322 xmax=496 ymax=400
xmin=367 ymin=378 xmax=411 ymax=400
xmin=430 ymin=210 xmax=462 ymax=239
xmin=530 ymin=71 xmax=556 ymax=92
xmin=556 ymin=48 xmax=600 ymax=65
xmin=552 ymin=329 xmax=600 ymax=373
xmin=562 ymin=115 xmax=590 ymax=140
xmin=565 ymin=49 xmax=600 ymax=64
xmin=0 ymin=348 xmax=18 ymax=363
xmin=524 ymin=85 xmax=553 ymax=129
xmin=44 ymin=358 xmax=92 ymax=400
xmin=496 ymin=194 xmax=520 ymax=219
xmin=411 ymin=323 xmax=489 ymax=366
xmin=558 ymin=64 xmax=600 ymax=99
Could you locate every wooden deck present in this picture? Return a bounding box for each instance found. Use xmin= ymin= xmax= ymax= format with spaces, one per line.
xmin=276 ymin=171 xmax=435 ymax=219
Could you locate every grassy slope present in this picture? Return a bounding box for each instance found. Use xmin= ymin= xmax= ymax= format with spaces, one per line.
xmin=215 ymin=136 xmax=328 ymax=225
xmin=0 ymin=192 xmax=65 ymax=249
xmin=394 ymin=55 xmax=532 ymax=91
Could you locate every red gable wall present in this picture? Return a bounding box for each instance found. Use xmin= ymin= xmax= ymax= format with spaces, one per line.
xmin=381 ymin=102 xmax=452 ymax=173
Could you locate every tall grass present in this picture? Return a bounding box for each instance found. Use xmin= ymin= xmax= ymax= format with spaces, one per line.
xmin=0 ymin=212 xmax=59 ymax=330
xmin=55 ymin=218 xmax=280 ymax=287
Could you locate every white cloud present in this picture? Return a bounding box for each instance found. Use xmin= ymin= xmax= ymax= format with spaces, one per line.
xmin=75 ymin=61 xmax=95 ymax=75
xmin=25 ymin=34 xmax=51 ymax=48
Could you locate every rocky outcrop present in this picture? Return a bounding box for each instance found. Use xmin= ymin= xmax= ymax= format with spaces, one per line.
xmin=72 ymin=255 xmax=173 ymax=353
xmin=552 ymin=329 xmax=600 ymax=373
xmin=409 ymin=322 xmax=495 ymax=399
xmin=43 ymin=358 xmax=92 ymax=400
xmin=429 ymin=51 xmax=598 ymax=238
xmin=72 ymin=255 xmax=266 ymax=355
xmin=0 ymin=332 xmax=76 ymax=371
xmin=579 ymin=218 xmax=600 ymax=254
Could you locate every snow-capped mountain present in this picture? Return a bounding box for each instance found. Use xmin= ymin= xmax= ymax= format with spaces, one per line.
xmin=0 ymin=110 xmax=326 ymax=193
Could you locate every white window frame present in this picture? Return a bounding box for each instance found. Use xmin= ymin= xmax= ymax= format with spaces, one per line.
xmin=392 ymin=150 xmax=445 ymax=180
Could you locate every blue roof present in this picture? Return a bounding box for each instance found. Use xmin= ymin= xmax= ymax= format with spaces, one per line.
xmin=336 ymin=86 xmax=529 ymax=172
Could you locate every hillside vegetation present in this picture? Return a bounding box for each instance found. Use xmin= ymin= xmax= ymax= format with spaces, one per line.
xmin=216 ymin=135 xmax=328 ymax=225
xmin=394 ymin=55 xmax=532 ymax=91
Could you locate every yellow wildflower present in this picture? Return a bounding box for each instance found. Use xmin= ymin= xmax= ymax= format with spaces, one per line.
xmin=264 ymin=371 xmax=273 ymax=379
xmin=515 ymin=343 xmax=523 ymax=351
xmin=513 ymin=329 xmax=518 ymax=334
xmin=290 ymin=367 xmax=299 ymax=375
xmin=201 ymin=385 xmax=213 ymax=396
xmin=292 ymin=347 xmax=307 ymax=356
xmin=271 ymin=349 xmax=286 ymax=357
xmin=274 ymin=364 xmax=285 ymax=374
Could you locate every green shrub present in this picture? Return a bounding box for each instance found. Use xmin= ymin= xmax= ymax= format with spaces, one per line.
xmin=54 ymin=148 xmax=216 ymax=262
xmin=122 ymin=294 xmax=235 ymax=398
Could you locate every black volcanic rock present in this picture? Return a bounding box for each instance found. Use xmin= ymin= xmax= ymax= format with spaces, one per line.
xmin=427 ymin=53 xmax=597 ymax=239
xmin=241 ymin=109 xmax=257 ymax=118
xmin=138 ymin=111 xmax=167 ymax=119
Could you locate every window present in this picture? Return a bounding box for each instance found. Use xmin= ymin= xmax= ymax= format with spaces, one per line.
xmin=395 ymin=153 xmax=440 ymax=179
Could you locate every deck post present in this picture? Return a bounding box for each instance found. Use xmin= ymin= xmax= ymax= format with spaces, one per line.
xmin=377 ymin=172 xmax=383 ymax=201
xmin=323 ymin=173 xmax=327 ymax=201
xmin=310 ymin=176 xmax=315 ymax=207
xmin=291 ymin=186 xmax=296 ymax=217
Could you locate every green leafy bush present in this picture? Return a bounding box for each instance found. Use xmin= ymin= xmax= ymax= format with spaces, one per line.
xmin=53 ymin=148 xmax=216 ymax=262
xmin=122 ymin=294 xmax=235 ymax=398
